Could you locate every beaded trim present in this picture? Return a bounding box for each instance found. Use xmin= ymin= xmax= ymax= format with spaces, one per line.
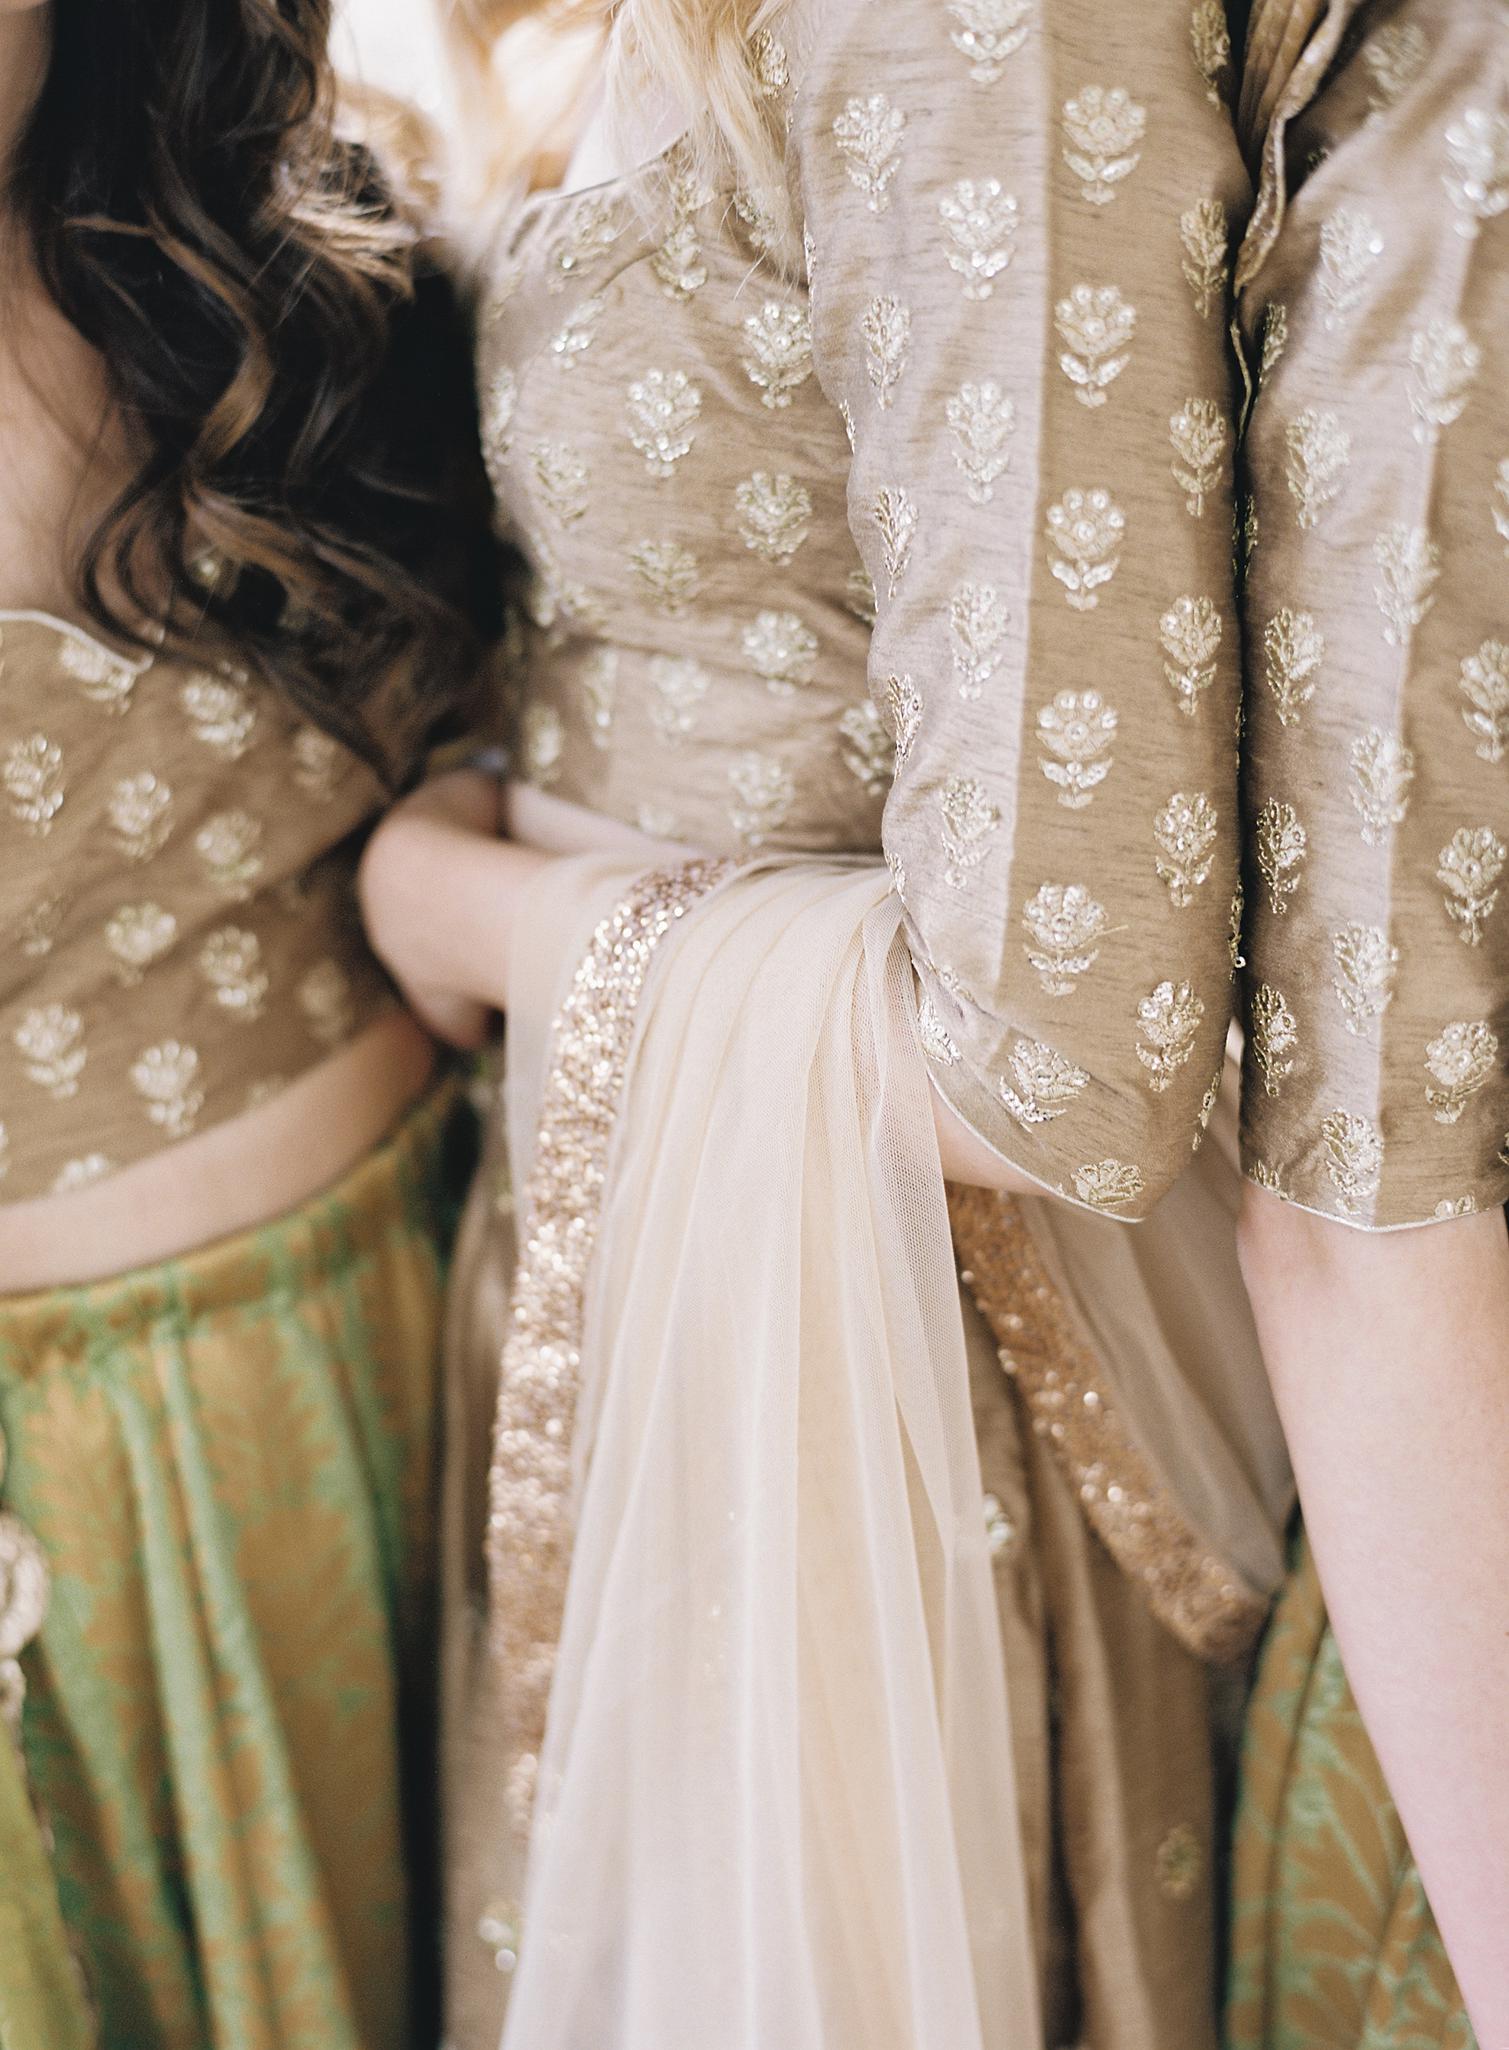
xmin=485 ymin=859 xmax=732 ymax=1838
xmin=948 ymin=1184 xmax=1269 ymax=1666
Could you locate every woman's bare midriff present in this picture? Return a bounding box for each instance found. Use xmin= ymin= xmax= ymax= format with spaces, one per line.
xmin=0 ymin=1008 xmax=437 ymax=1293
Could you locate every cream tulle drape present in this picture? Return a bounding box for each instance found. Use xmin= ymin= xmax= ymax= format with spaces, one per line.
xmin=489 ymin=855 xmax=1041 ymax=2048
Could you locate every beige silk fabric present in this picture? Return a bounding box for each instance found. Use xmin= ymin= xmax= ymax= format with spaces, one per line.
xmin=1235 ymin=0 xmax=1509 ymax=1226
xmin=0 ymin=613 xmax=393 ymax=1202
xmin=476 ymin=0 xmax=1254 ymax=1220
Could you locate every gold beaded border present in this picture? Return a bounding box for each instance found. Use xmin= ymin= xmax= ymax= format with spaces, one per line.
xmin=948 ymin=1184 xmax=1269 ymax=1666
xmin=485 ymin=858 xmax=732 ymax=1832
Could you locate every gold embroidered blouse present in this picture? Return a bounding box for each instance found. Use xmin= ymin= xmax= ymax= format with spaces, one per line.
xmin=1234 ymin=0 xmax=1509 ymax=1227
xmin=478 ymin=0 xmax=1253 ymax=1219
xmin=0 ymin=613 xmax=395 ymax=1203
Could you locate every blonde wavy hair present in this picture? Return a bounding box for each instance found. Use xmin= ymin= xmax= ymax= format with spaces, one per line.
xmin=431 ymin=0 xmax=796 ymax=252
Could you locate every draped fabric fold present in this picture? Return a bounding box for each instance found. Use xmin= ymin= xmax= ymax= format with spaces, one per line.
xmin=485 ymin=857 xmax=1040 ymax=2049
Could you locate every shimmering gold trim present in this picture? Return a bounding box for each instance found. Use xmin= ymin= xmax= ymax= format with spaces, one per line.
xmin=485 ymin=859 xmax=732 ymax=1833
xmin=948 ymin=1183 xmax=1269 ymax=1665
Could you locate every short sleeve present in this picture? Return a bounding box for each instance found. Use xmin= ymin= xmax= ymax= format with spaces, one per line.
xmin=1235 ymin=6 xmax=1509 ymax=1227
xmin=788 ymin=0 xmax=1253 ymax=1217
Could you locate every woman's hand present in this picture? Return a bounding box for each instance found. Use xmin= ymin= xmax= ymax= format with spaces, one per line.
xmin=358 ymin=766 xmax=550 ymax=1049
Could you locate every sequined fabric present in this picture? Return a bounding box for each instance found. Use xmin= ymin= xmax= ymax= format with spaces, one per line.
xmin=0 ymin=613 xmax=395 ymax=1202
xmin=1235 ymin=1 xmax=1509 ymax=1225
xmin=476 ymin=0 xmax=1255 ymax=1220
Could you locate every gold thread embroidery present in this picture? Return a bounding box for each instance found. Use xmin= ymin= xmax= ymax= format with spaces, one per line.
xmin=485 ymin=861 xmax=733 ymax=1848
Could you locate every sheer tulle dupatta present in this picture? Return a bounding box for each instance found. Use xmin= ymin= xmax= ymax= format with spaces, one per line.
xmin=491 ymin=859 xmax=1040 ymax=2050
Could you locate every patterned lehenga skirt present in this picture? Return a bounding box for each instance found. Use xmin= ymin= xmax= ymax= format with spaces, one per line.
xmin=0 ymin=1083 xmax=467 ymax=2050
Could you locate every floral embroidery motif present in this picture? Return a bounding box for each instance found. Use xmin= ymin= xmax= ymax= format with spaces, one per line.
xmin=1037 ymin=690 xmax=1117 ymax=808
xmin=1437 ymin=825 xmax=1505 ymax=944
xmin=195 ymin=809 xmax=264 ymax=900
xmin=480 ymin=367 xmax=518 ymax=492
xmin=56 ymin=632 xmax=141 ymax=713
xmin=949 ymin=583 xmax=1010 ymax=699
xmin=1022 ymin=883 xmax=1107 ymax=995
xmin=1179 ymin=199 xmax=1228 ymax=318
xmin=939 ymin=181 xmax=1019 ymax=299
xmin=629 ymin=539 xmax=702 ymax=614
xmin=15 ymin=1004 xmax=86 ymax=1098
xmin=1159 ymin=596 xmax=1222 ymax=715
xmin=872 ymin=486 xmax=919 ymax=597
xmin=948 ymin=0 xmax=1032 ymax=83
xmin=743 ymin=610 xmax=817 ymax=694
xmin=521 ymin=703 xmax=564 ymax=785
xmin=736 ymin=473 xmax=812 ymax=564
xmin=1047 ymin=488 xmax=1124 ymax=610
xmin=1155 ymin=791 xmax=1218 ymax=907
xmin=939 ymin=775 xmax=1000 ymax=887
xmin=4 ymin=735 xmax=64 ymax=835
xmin=1373 ymin=523 xmax=1440 ymax=644
xmin=298 ymin=960 xmax=356 ymax=1046
xmin=1408 ymin=318 xmax=1480 ymax=443
xmin=832 ymin=94 xmax=906 ymax=213
xmin=917 ymin=990 xmax=961 ymax=1064
xmin=546 ymin=195 xmax=621 ymax=291
xmin=1350 ymin=728 xmax=1415 ymax=845
xmin=1460 ymin=640 xmax=1509 ymax=762
xmin=999 ymin=1036 xmax=1089 ymax=1128
xmin=131 ymin=1040 xmax=203 ymax=1138
xmin=838 ymin=700 xmax=893 ymax=795
xmin=648 ymin=656 xmax=710 ymax=743
xmin=290 ymin=725 xmax=341 ymax=799
xmin=1364 ymin=23 xmax=1429 ymax=118
xmin=1318 ymin=209 xmax=1384 ymax=330
xmin=1444 ymin=107 xmax=1509 ymax=238
xmin=181 ymin=672 xmax=256 ymax=759
xmin=19 ymin=894 xmax=63 ymax=959
xmin=1249 ymin=985 xmax=1297 ymax=1096
xmin=1061 ymin=85 xmax=1145 ymax=205
xmin=751 ymin=27 xmax=789 ymax=95
xmin=885 ymin=672 xmax=923 ymax=764
xmin=108 ymin=772 xmax=173 ymax=861
xmin=106 ymin=902 xmax=178 ymax=985
xmin=1137 ymin=980 xmax=1203 ymax=1092
xmin=1170 ymin=398 xmax=1227 ymax=517
xmin=1255 ymin=800 xmax=1307 ymax=914
xmin=862 ymin=294 xmax=912 ymax=409
xmin=531 ymin=441 xmax=591 ymax=525
xmin=1332 ymin=923 xmax=1399 ymax=1034
xmin=1263 ymin=609 xmax=1324 ymax=728
xmin=847 ymin=566 xmax=877 ymax=627
xmin=1260 ymin=302 xmax=1289 ymax=378
xmin=653 ymin=218 xmax=708 ymax=301
xmin=1056 ymin=284 xmax=1136 ymax=408
xmin=1321 ymin=1109 xmax=1383 ymax=1213
xmin=1424 ymin=1021 xmax=1497 ymax=1124
xmin=1285 ymin=408 xmax=1351 ymax=529
xmin=1190 ymin=1 xmax=1231 ymax=104
xmin=946 ymin=381 xmax=1015 ymax=502
xmin=579 ymin=649 xmax=617 ymax=747
xmin=728 ymin=753 xmax=795 ymax=845
xmin=548 ymin=293 xmax=606 ymax=370
xmin=1155 ymin=1825 xmax=1205 ymax=1904
xmin=1072 ymin=1159 xmax=1146 ymax=1211
xmin=625 ymin=370 xmax=702 ymax=478
xmin=199 ymin=927 xmax=267 ymax=1020
xmin=741 ymin=303 xmax=812 ymax=410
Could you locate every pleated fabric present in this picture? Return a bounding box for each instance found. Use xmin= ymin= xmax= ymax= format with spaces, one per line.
xmin=0 ymin=1082 xmax=466 ymax=2050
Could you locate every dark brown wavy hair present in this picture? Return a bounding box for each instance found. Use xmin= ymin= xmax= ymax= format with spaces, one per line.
xmin=10 ymin=0 xmax=493 ymax=783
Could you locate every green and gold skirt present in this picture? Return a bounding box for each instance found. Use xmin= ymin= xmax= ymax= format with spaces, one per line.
xmin=1226 ymin=1534 xmax=1475 ymax=2050
xmin=0 ymin=1083 xmax=467 ymax=2050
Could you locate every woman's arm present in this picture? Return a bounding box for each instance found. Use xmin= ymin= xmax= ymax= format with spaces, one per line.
xmin=1235 ymin=12 xmax=1509 ymax=2034
xmin=1238 ymin=1191 xmax=1509 ymax=2034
